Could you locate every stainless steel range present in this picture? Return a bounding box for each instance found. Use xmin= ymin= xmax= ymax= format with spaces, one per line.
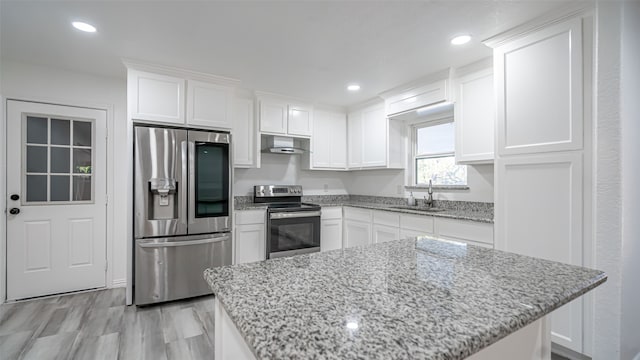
xmin=254 ymin=185 xmax=321 ymax=259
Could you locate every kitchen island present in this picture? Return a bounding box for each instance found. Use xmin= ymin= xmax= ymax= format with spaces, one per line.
xmin=204 ymin=237 xmax=606 ymax=360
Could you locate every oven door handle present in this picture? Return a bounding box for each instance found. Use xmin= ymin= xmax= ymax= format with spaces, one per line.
xmin=270 ymin=211 xmax=322 ymax=220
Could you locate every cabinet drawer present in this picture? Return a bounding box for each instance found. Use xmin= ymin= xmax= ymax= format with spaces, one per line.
xmin=321 ymin=207 xmax=343 ymax=220
xmin=400 ymin=214 xmax=434 ymax=234
xmin=436 ymin=218 xmax=493 ymax=245
xmin=373 ymin=210 xmax=400 ymax=227
xmin=343 ymin=207 xmax=372 ymax=222
xmin=235 ymin=210 xmax=266 ymax=225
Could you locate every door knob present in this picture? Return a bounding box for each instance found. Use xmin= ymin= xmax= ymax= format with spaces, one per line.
xmin=9 ymin=208 xmax=20 ymax=215
xmin=10 ymin=194 xmax=19 ymax=201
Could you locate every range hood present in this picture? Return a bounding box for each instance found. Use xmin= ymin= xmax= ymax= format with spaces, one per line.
xmin=262 ymin=135 xmax=308 ymax=155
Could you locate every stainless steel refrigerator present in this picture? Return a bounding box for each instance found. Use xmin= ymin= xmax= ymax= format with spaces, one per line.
xmin=134 ymin=126 xmax=232 ymax=305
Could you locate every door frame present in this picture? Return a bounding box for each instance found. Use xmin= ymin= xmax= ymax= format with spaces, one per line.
xmin=1 ymin=95 xmax=116 ymax=303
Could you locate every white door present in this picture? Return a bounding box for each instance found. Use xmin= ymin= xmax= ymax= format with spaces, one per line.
xmin=6 ymin=100 xmax=107 ymax=300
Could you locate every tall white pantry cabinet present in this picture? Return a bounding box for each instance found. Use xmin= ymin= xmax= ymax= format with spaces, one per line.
xmin=486 ymin=12 xmax=594 ymax=356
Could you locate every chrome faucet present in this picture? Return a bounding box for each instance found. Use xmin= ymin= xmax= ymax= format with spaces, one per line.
xmin=424 ymin=179 xmax=434 ymax=208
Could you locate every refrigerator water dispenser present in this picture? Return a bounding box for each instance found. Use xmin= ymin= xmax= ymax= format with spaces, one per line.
xmin=149 ymin=178 xmax=177 ymax=220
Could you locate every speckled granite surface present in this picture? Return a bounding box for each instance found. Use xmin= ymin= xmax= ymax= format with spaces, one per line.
xmin=234 ymin=195 xmax=493 ymax=223
xmin=205 ymin=238 xmax=605 ymax=360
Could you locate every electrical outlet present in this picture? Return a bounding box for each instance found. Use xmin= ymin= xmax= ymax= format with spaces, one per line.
xmin=323 ymin=184 xmax=329 ymax=192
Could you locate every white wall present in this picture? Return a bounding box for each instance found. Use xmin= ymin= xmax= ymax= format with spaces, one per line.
xmin=346 ymin=164 xmax=494 ymax=203
xmin=619 ymin=2 xmax=640 ymax=359
xmin=234 ymin=153 xmax=350 ymax=196
xmin=0 ymin=60 xmax=129 ymax=289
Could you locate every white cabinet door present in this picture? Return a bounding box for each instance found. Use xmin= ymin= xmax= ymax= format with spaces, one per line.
xmin=313 ymin=110 xmax=347 ymax=169
xmin=362 ymin=105 xmax=387 ymax=168
xmin=455 ymin=68 xmax=495 ymax=164
xmin=495 ymin=18 xmax=583 ymax=156
xmin=347 ymin=110 xmax=363 ymax=168
xmin=495 ymin=152 xmax=583 ymax=351
xmin=235 ymin=223 xmax=265 ymax=264
xmin=373 ymin=224 xmax=400 ymax=244
xmin=343 ymin=220 xmax=371 ymax=248
xmin=321 ymin=219 xmax=343 ymax=252
xmin=287 ymin=104 xmax=312 ymax=137
xmin=129 ymin=70 xmax=185 ymax=124
xmin=233 ymin=98 xmax=256 ymax=168
xmin=259 ymin=99 xmax=288 ymax=134
xmin=186 ymin=80 xmax=233 ymax=129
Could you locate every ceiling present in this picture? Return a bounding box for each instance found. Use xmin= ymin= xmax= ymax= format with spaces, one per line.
xmin=0 ymin=1 xmax=565 ymax=107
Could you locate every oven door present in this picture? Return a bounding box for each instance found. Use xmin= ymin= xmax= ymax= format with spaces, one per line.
xmin=268 ymin=210 xmax=321 ymax=259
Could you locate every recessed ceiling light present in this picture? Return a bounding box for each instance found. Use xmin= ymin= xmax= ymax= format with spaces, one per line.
xmin=347 ymin=84 xmax=361 ymax=91
xmin=72 ymin=21 xmax=97 ymax=33
xmin=451 ymin=35 xmax=471 ymax=45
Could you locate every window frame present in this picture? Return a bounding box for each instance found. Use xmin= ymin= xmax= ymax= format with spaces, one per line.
xmin=411 ymin=116 xmax=467 ymax=187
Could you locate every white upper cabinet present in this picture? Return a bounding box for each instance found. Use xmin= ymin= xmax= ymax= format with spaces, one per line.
xmin=454 ymin=65 xmax=495 ymax=164
xmin=287 ymin=104 xmax=313 ymax=137
xmin=232 ymin=98 xmax=256 ymax=168
xmin=347 ymin=102 xmax=404 ymax=170
xmin=186 ymin=80 xmax=233 ymax=129
xmin=347 ymin=109 xmax=363 ymax=168
xmin=311 ymin=110 xmax=347 ymax=170
xmin=126 ymin=63 xmax=239 ymax=129
xmin=494 ymin=18 xmax=583 ymax=156
xmin=362 ymin=105 xmax=387 ymax=168
xmin=259 ymin=99 xmax=288 ymax=134
xmin=129 ymin=70 xmax=185 ymax=124
xmin=258 ymin=95 xmax=313 ymax=137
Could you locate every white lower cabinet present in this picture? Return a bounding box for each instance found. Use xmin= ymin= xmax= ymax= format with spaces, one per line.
xmin=373 ymin=224 xmax=400 ymax=244
xmin=321 ymin=207 xmax=343 ymax=252
xmin=235 ymin=210 xmax=266 ymax=264
xmin=344 ymin=220 xmax=372 ymax=248
xmin=329 ymin=207 xmax=494 ymax=250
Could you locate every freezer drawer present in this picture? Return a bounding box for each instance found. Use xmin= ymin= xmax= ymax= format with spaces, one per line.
xmin=135 ymin=233 xmax=231 ymax=305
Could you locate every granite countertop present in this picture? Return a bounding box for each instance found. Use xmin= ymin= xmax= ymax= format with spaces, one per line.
xmin=234 ymin=200 xmax=493 ymax=223
xmin=318 ymin=201 xmax=493 ymax=223
xmin=205 ymin=238 xmax=606 ymax=360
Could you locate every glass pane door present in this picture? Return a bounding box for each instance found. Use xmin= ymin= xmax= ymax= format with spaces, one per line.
xmin=194 ymin=142 xmax=229 ymax=218
xmin=23 ymin=114 xmax=94 ymax=204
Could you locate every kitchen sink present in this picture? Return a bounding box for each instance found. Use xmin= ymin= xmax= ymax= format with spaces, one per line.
xmin=389 ymin=206 xmax=446 ymax=212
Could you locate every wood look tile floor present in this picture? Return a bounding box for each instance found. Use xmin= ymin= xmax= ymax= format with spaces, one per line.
xmin=1 ymin=288 xmax=574 ymax=360
xmin=0 ymin=288 xmax=215 ymax=360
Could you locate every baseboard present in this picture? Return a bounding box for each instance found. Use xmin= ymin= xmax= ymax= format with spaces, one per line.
xmin=552 ymin=342 xmax=591 ymax=360
xmin=110 ymin=279 xmax=127 ymax=288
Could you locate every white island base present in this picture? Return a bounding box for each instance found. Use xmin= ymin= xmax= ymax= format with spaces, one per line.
xmin=214 ymin=297 xmax=551 ymax=360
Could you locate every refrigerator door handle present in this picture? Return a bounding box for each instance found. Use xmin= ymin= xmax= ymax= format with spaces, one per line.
xmin=137 ymin=235 xmax=230 ymax=248
xmin=180 ymin=140 xmax=189 ymax=225
xmin=188 ymin=140 xmax=196 ymax=225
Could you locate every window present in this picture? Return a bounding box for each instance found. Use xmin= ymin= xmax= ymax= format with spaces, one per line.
xmin=413 ymin=120 xmax=467 ymax=186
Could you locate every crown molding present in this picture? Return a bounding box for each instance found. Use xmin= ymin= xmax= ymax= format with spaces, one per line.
xmin=482 ymin=2 xmax=594 ymax=48
xmin=122 ymin=58 xmax=241 ymax=87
